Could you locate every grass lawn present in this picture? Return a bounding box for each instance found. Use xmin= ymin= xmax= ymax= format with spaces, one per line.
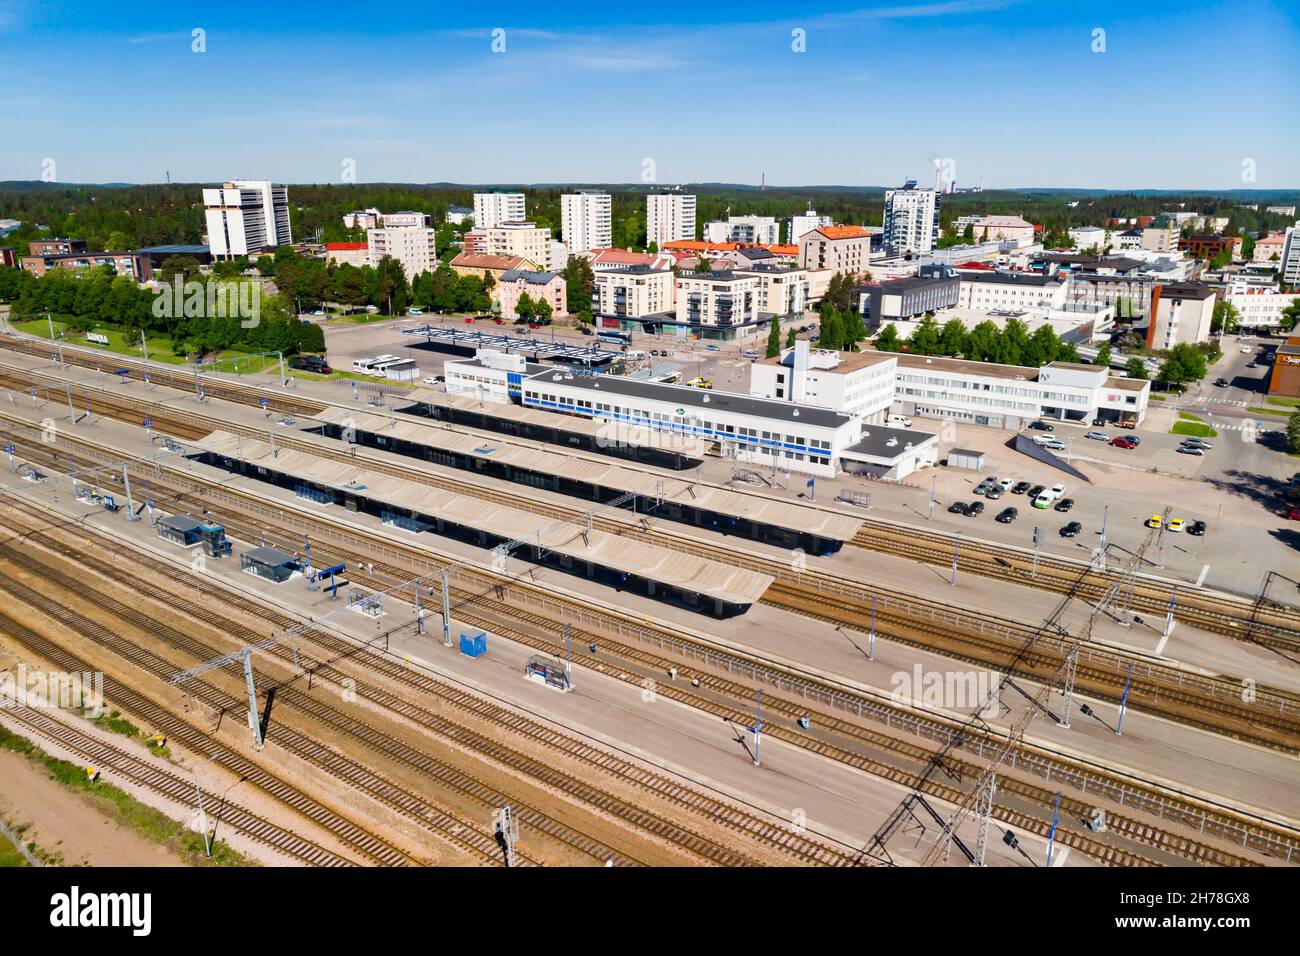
xmin=289 ymin=367 xmax=417 ymax=386
xmin=1171 ymin=421 xmax=1218 ymax=438
xmin=1246 ymin=406 xmax=1290 ymax=417
xmin=1149 ymin=394 xmax=1167 ymax=401
xmin=1266 ymin=396 xmax=1300 ymax=409
xmin=1178 ymin=411 xmax=1205 ymax=422
xmin=0 ymin=834 xmax=29 ymax=867
xmin=12 ymin=318 xmax=261 ymax=370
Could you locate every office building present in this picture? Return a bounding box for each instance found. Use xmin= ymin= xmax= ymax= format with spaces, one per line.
xmin=202 ymin=180 xmax=291 ymax=258
xmin=957 ymin=272 xmax=1067 ymax=311
xmin=859 ymin=274 xmax=961 ymax=323
xmin=750 ymin=342 xmax=897 ymax=422
xmin=798 ymin=225 xmax=871 ymax=273
xmin=1144 ymin=283 xmax=1218 ymax=349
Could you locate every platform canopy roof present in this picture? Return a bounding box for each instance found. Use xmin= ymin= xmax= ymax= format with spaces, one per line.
xmin=311 ymin=406 xmax=862 ymax=542
xmin=192 ymin=431 xmax=774 ymax=606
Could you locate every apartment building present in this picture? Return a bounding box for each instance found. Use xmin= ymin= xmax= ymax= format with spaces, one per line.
xmin=592 ymin=265 xmax=675 ymax=319
xmin=705 ymin=216 xmax=780 ymax=245
xmin=1140 ymin=222 xmax=1178 ymax=253
xmin=957 ymin=272 xmax=1067 ymax=311
xmin=21 ymin=251 xmax=152 ymax=280
xmin=790 ymin=210 xmax=834 ymax=245
xmin=380 ymin=210 xmax=430 ymax=229
xmin=1281 ymin=225 xmax=1300 ymax=286
xmin=448 ymin=253 xmax=540 ymax=297
xmin=744 ymin=265 xmax=810 ymax=318
xmin=883 ymin=181 xmax=939 ymax=254
xmin=646 ymin=193 xmax=696 ymax=247
xmin=1068 ymin=226 xmax=1110 ymax=250
xmin=325 ymin=242 xmax=369 ymax=267
xmin=343 ymin=208 xmax=380 ymax=230
xmin=1179 ymin=234 xmax=1242 ymax=260
xmin=28 ymin=238 xmax=87 ymax=256
xmin=366 ymin=226 xmax=437 ymax=280
xmin=798 ymin=225 xmax=871 ymax=274
xmin=585 ymin=247 xmax=676 ymax=272
xmin=1221 ymin=284 xmax=1300 ymax=331
xmin=1253 ymin=232 xmax=1286 ymax=264
xmin=560 ymin=192 xmax=612 ymax=253
xmin=445 ymin=205 xmax=473 ymax=225
xmin=675 ymin=271 xmax=761 ymax=339
xmin=202 ymin=180 xmax=291 ymax=258
xmin=1144 ymin=283 xmax=1217 ymax=349
xmin=497 ymin=270 xmax=567 ymax=321
xmin=485 ymin=222 xmax=555 ymax=271
xmin=473 ymin=192 xmax=526 ymax=230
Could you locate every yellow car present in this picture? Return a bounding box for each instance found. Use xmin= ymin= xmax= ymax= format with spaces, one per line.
xmin=1145 ymin=514 xmax=1162 ymax=529
xmin=1167 ymin=518 xmax=1184 ymax=533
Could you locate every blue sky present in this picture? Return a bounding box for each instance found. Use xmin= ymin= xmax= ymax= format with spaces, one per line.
xmin=1 ymin=0 xmax=1296 ymax=188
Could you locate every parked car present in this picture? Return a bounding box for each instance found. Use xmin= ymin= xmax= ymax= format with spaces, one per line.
xmin=1188 ymin=520 xmax=1207 ymax=536
xmin=1115 ymin=420 xmax=1136 ymax=429
xmin=1011 ymin=481 xmax=1031 ymax=495
xmin=1028 ymin=485 xmax=1046 ymax=499
xmin=288 ymin=355 xmax=331 ymax=374
xmin=1285 ymin=507 xmax=1300 ymax=521
xmin=1146 ymin=514 xmax=1163 ymax=529
xmin=1181 ymin=438 xmax=1214 ymax=449
xmin=986 ymin=486 xmax=1004 ymax=500
xmin=580 ymin=326 xmax=594 ymax=335
xmin=1126 ymin=435 xmax=1142 ymax=445
xmin=888 ymin=415 xmax=914 ymax=428
xmin=948 ymin=501 xmax=968 ymax=515
xmin=1060 ymin=521 xmax=1083 ymax=538
xmin=996 ymin=507 xmax=1018 ymax=523
xmin=1214 ymin=377 xmax=1229 ymax=387
xmin=1049 ymin=484 xmax=1066 ymax=497
xmin=1032 ymin=494 xmax=1054 ymax=509
xmin=1040 ymin=438 xmax=1066 ymax=451
xmin=998 ymin=477 xmax=1015 ymax=490
xmin=1054 ymin=498 xmax=1074 ymax=513
xmin=1247 ymin=361 xmax=1257 ymax=369
xmin=974 ymin=480 xmax=995 ymax=496
xmin=1091 ymin=417 xmax=1107 ymax=426
xmin=1028 ymin=420 xmax=1054 ymax=432
xmin=1241 ymin=345 xmax=1252 ymax=353
xmin=965 ymin=501 xmax=985 ymax=517
xmin=420 ymin=374 xmax=445 ymax=385
xmin=1111 ymin=437 xmax=1138 ymax=449
xmin=705 ymin=344 xmax=720 ymax=351
xmin=1177 ymin=445 xmax=1205 ymax=456
xmin=1085 ymin=431 xmax=1108 ymax=441
xmin=1167 ymin=518 xmax=1185 ymax=533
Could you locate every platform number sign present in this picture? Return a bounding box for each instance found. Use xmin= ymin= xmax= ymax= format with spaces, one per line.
xmin=143 ymin=418 xmax=153 ymax=429
xmin=1033 ymin=526 xmax=1043 ymax=546
xmin=3 ymin=444 xmax=13 ymax=455
xmin=260 ymin=397 xmax=269 ymax=408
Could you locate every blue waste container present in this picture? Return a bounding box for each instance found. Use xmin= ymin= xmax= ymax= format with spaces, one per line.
xmin=459 ymin=631 xmax=487 ymax=658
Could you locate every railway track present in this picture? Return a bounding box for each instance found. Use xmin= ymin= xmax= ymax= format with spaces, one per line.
xmin=0 ymin=607 xmax=410 ymax=867
xmin=0 ymin=508 xmax=840 ymax=868
xmin=4 ymin=436 xmax=1292 ymax=867
xmin=0 ymin=552 xmax=519 ymax=867
xmin=2 ymin=411 xmax=1300 ymax=868
xmin=11 ymin=502 xmax=858 ymax=867
xmin=2 ymin=369 xmax=1298 ymax=757
xmin=0 ymin=706 xmax=355 ymax=867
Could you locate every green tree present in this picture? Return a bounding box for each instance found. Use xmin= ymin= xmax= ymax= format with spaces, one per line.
xmin=937 ymin=319 xmax=967 ymax=356
xmin=1126 ymin=357 xmax=1149 ymax=380
xmin=563 ymin=256 xmax=595 ymax=314
xmin=1210 ymin=300 xmax=1240 ymax=335
xmin=515 ymin=291 xmax=535 ymax=322
xmin=841 ymin=309 xmax=866 ymax=350
xmin=785 ymin=327 xmax=797 ymax=348
xmin=1158 ymin=343 xmax=1207 ymax=388
xmin=693 ymin=256 xmax=712 ymax=274
xmin=908 ymin=313 xmax=941 ymax=354
xmin=1095 ymin=342 xmax=1112 ymax=368
xmin=1281 ymin=298 xmax=1300 ymax=332
xmin=875 ymin=322 xmax=902 ymax=352
xmin=818 ymin=309 xmax=844 ymax=351
xmin=766 ymin=318 xmax=782 ymax=358
xmin=1287 ymin=411 xmax=1300 ymax=456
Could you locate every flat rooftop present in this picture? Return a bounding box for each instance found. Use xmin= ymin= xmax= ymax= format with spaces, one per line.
xmin=841 ymin=425 xmax=939 ymax=462
xmin=894 ymin=352 xmax=1043 ymax=382
xmin=193 ymin=431 xmax=774 ymax=606
xmin=759 ymin=349 xmax=897 ymax=373
xmin=525 ymin=368 xmax=853 ymax=429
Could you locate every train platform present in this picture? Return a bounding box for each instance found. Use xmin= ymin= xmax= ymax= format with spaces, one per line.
xmin=190 ymin=430 xmax=773 ymax=617
xmin=0 ymin=464 xmax=1087 ymax=867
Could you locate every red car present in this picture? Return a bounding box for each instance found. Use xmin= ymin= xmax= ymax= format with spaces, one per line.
xmin=463 ymin=317 xmax=475 ymax=324
xmin=1286 ymin=507 xmax=1300 ymax=521
xmin=494 ymin=318 xmax=504 ymax=325
xmin=1110 ymin=437 xmax=1137 ymax=449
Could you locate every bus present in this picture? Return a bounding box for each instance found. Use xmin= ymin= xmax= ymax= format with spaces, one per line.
xmin=596 ymin=330 xmax=632 ymax=346
xmin=352 ymin=355 xmax=403 ymax=376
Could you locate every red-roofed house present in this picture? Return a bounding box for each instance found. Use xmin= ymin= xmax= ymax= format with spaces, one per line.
xmin=583 ymin=247 xmax=674 ymax=271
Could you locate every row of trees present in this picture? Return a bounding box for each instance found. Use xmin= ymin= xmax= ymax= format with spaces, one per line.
xmin=0 ymin=264 xmax=323 ymax=358
xmin=874 ymin=314 xmax=1083 ymax=367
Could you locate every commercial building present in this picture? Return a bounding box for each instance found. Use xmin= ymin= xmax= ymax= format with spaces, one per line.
xmin=473 ymin=192 xmax=526 ymax=230
xmin=592 ymin=265 xmax=675 ymax=319
xmin=1267 ymin=334 xmax=1300 ymax=398
xmin=790 ymin=210 xmax=834 ymax=245
xmin=560 ymin=193 xmax=612 ymax=253
xmin=443 ymin=350 xmax=547 ymax=402
xmin=957 ymin=272 xmax=1067 ymax=311
xmin=1144 ymin=283 xmax=1217 ymax=348
xmin=953 ymin=215 xmax=1036 ymax=246
xmin=343 ymin=208 xmax=381 ymax=230
xmin=366 ymin=226 xmax=437 ymax=280
xmin=798 ymin=225 xmax=871 ymax=274
xmin=20 ymin=251 xmax=152 ymax=280
xmin=1068 ymin=226 xmax=1110 ymax=250
xmin=859 ymin=273 xmax=961 ymax=324
xmin=1219 ymin=284 xmax=1299 ymax=331
xmin=750 ymin=342 xmax=896 ymax=422
xmin=325 ymin=242 xmax=369 ymax=267
xmin=485 ymin=222 xmax=555 ymax=271
xmin=646 ymin=193 xmax=696 ymax=247
xmin=202 ymin=180 xmax=291 ymax=258
xmin=894 ymin=355 xmax=1149 ymax=428
xmin=883 ymin=181 xmax=940 ymax=254
xmin=497 ymin=269 xmax=566 ymax=321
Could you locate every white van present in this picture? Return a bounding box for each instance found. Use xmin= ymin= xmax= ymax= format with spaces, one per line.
xmin=887 ymin=415 xmax=913 ymax=428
